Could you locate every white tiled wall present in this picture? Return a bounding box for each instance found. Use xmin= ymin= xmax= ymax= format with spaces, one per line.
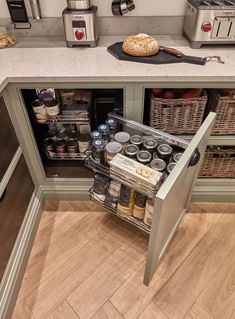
xmin=0 ymin=0 xmax=187 ymax=18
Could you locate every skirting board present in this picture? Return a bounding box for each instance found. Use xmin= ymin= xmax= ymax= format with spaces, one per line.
xmin=0 ymin=187 xmax=45 ymax=319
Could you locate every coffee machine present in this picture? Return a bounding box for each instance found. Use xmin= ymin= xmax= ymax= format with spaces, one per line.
xmin=63 ymin=0 xmax=98 ymax=48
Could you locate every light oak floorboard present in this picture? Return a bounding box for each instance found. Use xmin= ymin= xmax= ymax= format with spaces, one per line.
xmin=91 ymin=301 xmax=124 ymax=319
xmin=110 ymin=212 xmax=221 ymax=319
xmin=154 ymin=231 xmax=235 ymax=319
xmin=184 ymin=303 xmax=215 ymax=319
xmin=138 ymin=302 xmax=169 ymax=319
xmin=47 ymin=301 xmax=79 ymax=319
xmin=197 ymin=246 xmax=235 ymax=319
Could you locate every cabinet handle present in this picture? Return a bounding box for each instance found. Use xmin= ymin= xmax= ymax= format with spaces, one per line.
xmin=188 ymin=148 xmax=200 ymax=167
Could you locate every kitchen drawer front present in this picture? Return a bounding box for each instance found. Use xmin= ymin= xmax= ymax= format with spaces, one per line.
xmin=144 ymin=112 xmax=216 ymax=285
xmin=0 ymin=155 xmax=34 ymax=281
xmin=0 ymin=96 xmax=19 ymax=182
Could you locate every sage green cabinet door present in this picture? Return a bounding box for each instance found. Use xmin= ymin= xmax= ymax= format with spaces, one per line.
xmin=144 ymin=112 xmax=216 ymax=286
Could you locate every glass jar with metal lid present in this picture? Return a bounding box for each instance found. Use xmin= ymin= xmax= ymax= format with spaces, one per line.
xmin=143 ymin=138 xmax=158 ymax=154
xmin=91 ymin=130 xmax=102 ymax=140
xmin=130 ymin=135 xmax=143 ymax=148
xmin=173 ymin=152 xmax=183 ymax=163
xmin=137 ymin=150 xmax=152 ymax=165
xmin=167 ymin=162 xmax=177 ymax=174
xmin=124 ymin=144 xmax=139 ymax=159
xmin=98 ymin=124 xmax=110 ymax=141
xmin=105 ymin=118 xmax=118 ymax=139
xmin=92 ymin=138 xmax=105 ymax=164
xmin=114 ymin=132 xmax=130 ymax=148
xmin=45 ymin=99 xmax=60 ymax=117
xmin=105 ymin=141 xmax=123 ymax=165
xmin=150 ymin=158 xmax=166 ymax=172
xmin=156 ymin=144 xmax=173 ymax=163
xmin=55 ymin=140 xmax=66 ymax=154
xmin=67 ymin=140 xmax=78 ymax=154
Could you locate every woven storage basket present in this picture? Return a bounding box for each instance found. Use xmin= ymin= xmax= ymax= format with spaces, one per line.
xmin=199 ymin=146 xmax=235 ymax=178
xmin=207 ymin=90 xmax=235 ymax=134
xmin=150 ymin=91 xmax=207 ymax=134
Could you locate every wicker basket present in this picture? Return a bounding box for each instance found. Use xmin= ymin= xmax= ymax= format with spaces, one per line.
xmin=199 ymin=146 xmax=235 ymax=178
xmin=150 ymin=91 xmax=207 ymax=134
xmin=206 ymin=90 xmax=235 ymax=134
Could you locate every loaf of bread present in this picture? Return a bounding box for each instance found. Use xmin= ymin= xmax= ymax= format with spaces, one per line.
xmin=122 ymin=33 xmax=160 ymax=57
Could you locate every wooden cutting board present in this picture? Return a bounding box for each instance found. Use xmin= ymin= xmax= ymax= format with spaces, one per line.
xmin=107 ymin=42 xmax=206 ymax=65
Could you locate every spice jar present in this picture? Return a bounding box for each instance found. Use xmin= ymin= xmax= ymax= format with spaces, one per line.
xmin=98 ymin=124 xmax=110 ymax=142
xmin=156 ymin=144 xmax=173 ymax=164
xmin=78 ymin=134 xmax=91 ymax=153
xmin=45 ymin=100 xmax=60 ymax=117
xmin=32 ymin=100 xmax=47 ymax=123
xmin=91 ymin=130 xmax=102 ymax=140
xmin=92 ymin=138 xmax=105 ymax=164
xmin=173 ymin=153 xmax=183 ymax=163
xmin=105 ymin=118 xmax=118 ymax=139
xmin=105 ymin=141 xmax=122 ymax=165
xmin=143 ymin=138 xmax=158 ymax=154
xmin=114 ymin=132 xmax=130 ymax=148
xmin=167 ymin=162 xmax=177 ymax=174
xmin=124 ymin=144 xmax=139 ymax=159
xmin=150 ymin=158 xmax=166 ymax=172
xmin=130 ymin=135 xmax=143 ymax=148
xmin=55 ymin=140 xmax=66 ymax=154
xmin=137 ymin=150 xmax=152 ymax=165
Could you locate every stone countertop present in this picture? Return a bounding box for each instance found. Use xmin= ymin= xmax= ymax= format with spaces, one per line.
xmin=0 ymin=35 xmax=235 ymax=93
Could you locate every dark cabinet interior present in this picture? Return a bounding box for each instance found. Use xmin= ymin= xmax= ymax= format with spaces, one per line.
xmin=0 ymin=155 xmax=34 ymax=281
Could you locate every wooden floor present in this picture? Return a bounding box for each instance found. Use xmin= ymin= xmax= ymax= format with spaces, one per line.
xmin=12 ymin=201 xmax=235 ymax=319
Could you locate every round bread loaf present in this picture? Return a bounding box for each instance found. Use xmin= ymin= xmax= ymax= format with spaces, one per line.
xmin=122 ymin=33 xmax=160 ymax=57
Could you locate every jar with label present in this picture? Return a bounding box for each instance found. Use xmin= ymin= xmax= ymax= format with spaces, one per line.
xmin=98 ymin=124 xmax=110 ymax=142
xmin=156 ymin=144 xmax=173 ymax=164
xmin=105 ymin=180 xmax=121 ymax=208
xmin=67 ymin=132 xmax=77 ymax=142
xmin=143 ymin=138 xmax=158 ymax=154
xmin=150 ymin=158 xmax=166 ymax=172
xmin=78 ymin=134 xmax=91 ymax=153
xmin=167 ymin=162 xmax=177 ymax=174
xmin=44 ymin=139 xmax=54 ymax=153
xmin=124 ymin=144 xmax=139 ymax=159
xmin=144 ymin=198 xmax=155 ymax=226
xmin=92 ymin=138 xmax=105 ymax=164
xmin=93 ymin=174 xmax=110 ymax=202
xmin=130 ymin=135 xmax=143 ymax=148
xmin=114 ymin=132 xmax=130 ymax=148
xmin=117 ymin=185 xmax=135 ymax=216
xmin=105 ymin=118 xmax=118 ymax=139
xmin=105 ymin=141 xmax=122 ymax=165
xmin=137 ymin=150 xmax=152 ymax=165
xmin=67 ymin=140 xmax=78 ymax=154
xmin=55 ymin=140 xmax=66 ymax=154
xmin=91 ymin=130 xmax=103 ymax=140
xmin=133 ymin=192 xmax=147 ymax=220
xmin=173 ymin=152 xmax=183 ymax=163
xmin=32 ymin=100 xmax=47 ymax=123
xmin=45 ymin=100 xmax=60 ymax=117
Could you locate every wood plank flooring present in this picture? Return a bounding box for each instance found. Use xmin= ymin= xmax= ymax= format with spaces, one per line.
xmin=12 ymin=201 xmax=235 ymax=319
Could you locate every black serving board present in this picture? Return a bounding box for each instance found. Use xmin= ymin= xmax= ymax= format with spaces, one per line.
xmin=107 ymin=42 xmax=206 ymax=66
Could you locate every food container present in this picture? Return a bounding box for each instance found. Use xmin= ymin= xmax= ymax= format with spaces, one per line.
xmin=0 ymin=24 xmax=16 ymax=49
xmin=133 ymin=192 xmax=147 ymax=219
xmin=105 ymin=141 xmax=122 ymax=164
xmin=137 ymin=150 xmax=152 ymax=165
xmin=150 ymin=158 xmax=166 ymax=172
xmin=57 ymin=131 xmax=68 ymax=141
xmin=98 ymin=124 xmax=110 ymax=141
xmin=45 ymin=100 xmax=60 ymax=117
xmin=124 ymin=144 xmax=139 ymax=159
xmin=114 ymin=132 xmax=130 ymax=148
xmin=107 ymin=180 xmax=121 ymax=199
xmin=45 ymin=130 xmax=57 ymax=141
xmin=78 ymin=134 xmax=91 ymax=153
xmin=143 ymin=138 xmax=158 ymax=154
xmin=130 ymin=135 xmax=143 ymax=148
xmin=156 ymin=144 xmax=173 ymax=163
xmin=167 ymin=162 xmax=177 ymax=174
xmin=117 ymin=185 xmax=135 ymax=216
xmin=44 ymin=139 xmax=54 ymax=153
xmin=67 ymin=132 xmax=77 ymax=141
xmin=93 ymin=174 xmax=110 ymax=199
xmin=32 ymin=100 xmax=47 ymax=123
xmin=173 ymin=153 xmax=183 ymax=162
xmin=92 ymin=138 xmax=105 ymax=164
xmin=91 ymin=130 xmax=102 ymax=140
xmin=67 ymin=140 xmax=78 ymax=154
xmin=55 ymin=140 xmax=66 ymax=154
xmin=105 ymin=118 xmax=118 ymax=139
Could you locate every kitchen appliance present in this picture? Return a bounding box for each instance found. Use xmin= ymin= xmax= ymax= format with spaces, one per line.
xmin=112 ymin=0 xmax=135 ymax=15
xmin=183 ymin=0 xmax=235 ymax=48
xmin=62 ymin=0 xmax=98 ymax=48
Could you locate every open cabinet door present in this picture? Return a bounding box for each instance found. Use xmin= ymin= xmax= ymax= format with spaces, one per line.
xmin=144 ymin=112 xmax=216 ymax=286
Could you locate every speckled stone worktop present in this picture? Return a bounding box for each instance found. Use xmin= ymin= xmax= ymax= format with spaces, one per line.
xmin=0 ymin=35 xmax=235 ymax=93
